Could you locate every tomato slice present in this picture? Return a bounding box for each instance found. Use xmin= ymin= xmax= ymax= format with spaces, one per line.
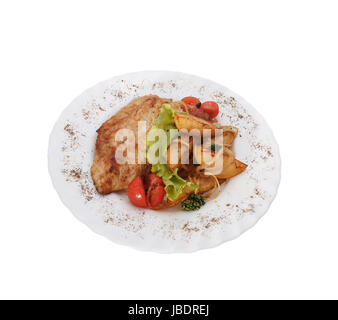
xmin=200 ymin=101 xmax=219 ymax=119
xmin=148 ymin=185 xmax=166 ymax=207
xmin=145 ymin=173 xmax=164 ymax=191
xmin=181 ymin=96 xmax=201 ymax=107
xmin=144 ymin=173 xmax=165 ymax=208
xmin=127 ymin=176 xmax=147 ymax=208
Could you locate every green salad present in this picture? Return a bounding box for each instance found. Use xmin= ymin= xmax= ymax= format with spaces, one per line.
xmin=146 ymin=104 xmax=197 ymax=201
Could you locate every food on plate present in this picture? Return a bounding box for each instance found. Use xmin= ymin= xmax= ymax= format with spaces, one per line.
xmin=144 ymin=173 xmax=166 ymax=208
xmin=174 ymin=112 xmax=216 ymax=134
xmin=91 ymin=95 xmax=247 ymax=211
xmin=90 ymin=95 xmax=172 ymax=194
xmin=180 ymin=96 xmax=219 ymax=121
xmin=181 ymin=194 xmax=206 ymax=211
xmin=127 ymin=176 xmax=147 ymax=208
xmin=200 ymin=101 xmax=219 ymax=119
xmin=181 ymin=96 xmax=201 ymax=107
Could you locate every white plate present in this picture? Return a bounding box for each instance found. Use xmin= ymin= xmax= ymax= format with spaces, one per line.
xmin=48 ymin=71 xmax=281 ymax=253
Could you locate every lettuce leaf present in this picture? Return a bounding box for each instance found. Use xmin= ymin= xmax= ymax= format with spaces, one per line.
xmin=146 ymin=104 xmax=178 ymax=156
xmin=151 ymin=163 xmax=197 ymax=201
xmin=153 ymin=103 xmax=176 ymax=129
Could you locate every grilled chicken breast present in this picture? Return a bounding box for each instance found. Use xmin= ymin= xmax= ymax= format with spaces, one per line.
xmin=91 ymin=95 xmax=172 ymax=194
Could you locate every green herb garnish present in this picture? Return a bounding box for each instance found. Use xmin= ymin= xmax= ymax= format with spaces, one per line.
xmin=181 ymin=194 xmax=205 ymax=211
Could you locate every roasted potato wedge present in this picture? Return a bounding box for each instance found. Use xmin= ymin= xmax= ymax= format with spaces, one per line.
xmin=166 ymin=137 xmax=192 ymax=171
xmin=174 ymin=112 xmax=216 ymax=135
xmin=218 ymin=126 xmax=238 ymax=146
xmin=193 ymin=144 xmax=236 ymax=176
xmin=196 ymin=175 xmax=218 ymax=194
xmin=215 ymin=159 xmax=247 ymax=179
xmin=174 ymin=113 xmax=238 ymax=147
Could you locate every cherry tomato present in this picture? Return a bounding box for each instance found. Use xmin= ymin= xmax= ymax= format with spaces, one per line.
xmin=200 ymin=101 xmax=219 ymax=119
xmin=148 ymin=185 xmax=166 ymax=207
xmin=127 ymin=176 xmax=147 ymax=208
xmin=145 ymin=173 xmax=164 ymax=190
xmin=181 ymin=96 xmax=201 ymax=107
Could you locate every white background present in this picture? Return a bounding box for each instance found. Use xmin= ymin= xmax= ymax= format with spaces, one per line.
xmin=1 ymin=0 xmax=337 ymax=300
